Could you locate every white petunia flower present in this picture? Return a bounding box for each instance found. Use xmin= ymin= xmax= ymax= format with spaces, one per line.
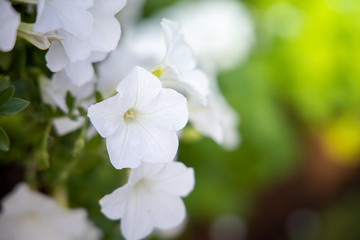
xmin=0 ymin=0 xmax=20 ymax=52
xmin=97 ymin=18 xmax=209 ymax=104
xmin=154 ymin=19 xmax=209 ymax=105
xmin=34 ymin=0 xmax=94 ymax=40
xmin=100 ymin=161 xmax=195 ymax=240
xmin=158 ymin=0 xmax=255 ymax=71
xmin=188 ymin=72 xmax=240 ymax=150
xmin=0 ymin=183 xmax=101 ymax=240
xmin=39 ymin=0 xmax=126 ymax=85
xmin=88 ymin=66 xmax=188 ymax=169
xmin=40 ymin=71 xmax=95 ymax=135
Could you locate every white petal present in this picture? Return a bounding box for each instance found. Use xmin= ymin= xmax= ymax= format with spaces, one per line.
xmin=131 ymin=120 xmax=179 ymax=164
xmin=105 ymin=123 xmax=142 ymax=169
xmin=0 ymin=183 xmax=100 ymax=240
xmin=162 ymin=19 xmax=196 ymax=70
xmin=0 ymin=214 xmax=16 ymax=240
xmin=46 ymin=70 xmax=95 ymax=113
xmin=116 ymin=66 xmax=162 ymax=107
xmin=106 ymin=121 xmax=178 ymax=169
xmin=96 ymin=45 xmax=140 ymax=99
xmin=146 ymin=162 xmax=195 ymax=197
xmin=89 ymin=51 xmax=108 ymax=63
xmin=60 ymin=30 xmax=92 ymax=62
xmin=34 ymin=0 xmax=94 ymax=40
xmin=93 ymin=0 xmax=127 ymax=15
xmin=188 ymin=98 xmax=224 ymax=143
xmin=121 ymin=189 xmax=154 ymax=240
xmin=136 ymin=88 xmax=188 ymax=131
xmin=45 ymin=71 xmax=69 ymax=113
xmin=87 ymin=93 xmax=128 ymax=138
xmin=0 ymin=0 xmax=20 ymax=52
xmin=99 ymin=187 xmax=130 ymax=220
xmin=151 ymin=193 xmax=186 ymax=229
xmin=53 ymin=116 xmax=85 ymax=136
xmin=88 ymin=8 xmax=121 ymax=52
xmin=65 ymin=60 xmax=94 ymax=86
xmin=161 ymin=18 xmax=181 ymax=47
xmin=46 ymin=41 xmax=69 ymax=72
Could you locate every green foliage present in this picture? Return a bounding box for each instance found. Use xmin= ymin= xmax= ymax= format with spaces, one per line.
xmin=0 ymin=98 xmax=29 ymax=116
xmin=0 ymin=76 xmax=29 ymax=151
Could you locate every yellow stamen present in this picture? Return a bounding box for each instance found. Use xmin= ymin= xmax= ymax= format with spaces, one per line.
xmin=124 ymin=109 xmax=135 ymax=120
xmin=152 ymin=67 xmax=164 ymax=78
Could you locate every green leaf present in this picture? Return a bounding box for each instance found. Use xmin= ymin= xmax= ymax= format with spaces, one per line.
xmin=78 ymin=107 xmax=87 ymax=117
xmin=65 ymin=91 xmax=75 ymax=114
xmin=0 ymin=86 xmax=15 ymax=107
xmin=0 ymin=76 xmax=10 ymax=92
xmin=0 ymin=127 xmax=10 ymax=151
xmin=0 ymin=98 xmax=29 ymax=116
xmin=95 ymin=90 xmax=103 ymax=103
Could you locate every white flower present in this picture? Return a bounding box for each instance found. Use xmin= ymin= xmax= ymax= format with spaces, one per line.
xmin=88 ymin=66 xmax=188 ymax=169
xmin=0 ymin=0 xmax=20 ymax=52
xmin=34 ymin=0 xmax=94 ymax=40
xmin=188 ymin=73 xmax=240 ymax=150
xmin=100 ymin=161 xmax=195 ymax=240
xmin=40 ymin=71 xmax=95 ymax=135
xmin=160 ymin=0 xmax=255 ymax=71
xmin=0 ymin=183 xmax=101 ymax=240
xmin=39 ymin=0 xmax=126 ymax=85
xmin=154 ymin=19 xmax=209 ymax=105
xmin=97 ymin=18 xmax=210 ymax=104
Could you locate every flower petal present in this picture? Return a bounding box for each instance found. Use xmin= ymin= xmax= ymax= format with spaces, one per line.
xmin=106 ymin=121 xmax=178 ymax=169
xmin=88 ymin=0 xmax=125 ymax=53
xmin=99 ymin=187 xmax=130 ymax=220
xmin=146 ymin=162 xmax=195 ymax=197
xmin=45 ymin=41 xmax=69 ymax=72
xmin=60 ymin=30 xmax=92 ymax=62
xmin=120 ymin=189 xmax=154 ymax=240
xmin=150 ymin=193 xmax=186 ymax=229
xmin=53 ymin=116 xmax=85 ymax=136
xmin=87 ymin=93 xmax=128 ymax=138
xmin=65 ymin=60 xmax=94 ymax=86
xmin=116 ymin=66 xmax=161 ymax=108
xmin=34 ymin=0 xmax=94 ymax=40
xmin=137 ymin=88 xmax=188 ymax=131
xmin=106 ymin=123 xmax=142 ymax=169
xmin=0 ymin=0 xmax=20 ymax=52
xmin=132 ymin=120 xmax=179 ymax=164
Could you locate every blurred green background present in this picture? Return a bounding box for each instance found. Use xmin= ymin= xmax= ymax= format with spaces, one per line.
xmin=2 ymin=0 xmax=360 ymax=240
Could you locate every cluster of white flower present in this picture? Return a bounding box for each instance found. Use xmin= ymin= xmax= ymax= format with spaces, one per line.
xmin=0 ymin=0 xmax=253 ymax=239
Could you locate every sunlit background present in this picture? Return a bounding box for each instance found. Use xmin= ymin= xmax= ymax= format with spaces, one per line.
xmin=2 ymin=0 xmax=360 ymax=239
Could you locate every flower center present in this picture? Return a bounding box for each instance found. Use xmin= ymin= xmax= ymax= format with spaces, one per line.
xmin=124 ymin=109 xmax=135 ymax=121
xmin=152 ymin=66 xmax=164 ymax=78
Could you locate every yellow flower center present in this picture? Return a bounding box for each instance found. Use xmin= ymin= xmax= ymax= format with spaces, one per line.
xmin=152 ymin=66 xmax=164 ymax=78
xmin=124 ymin=109 xmax=135 ymax=121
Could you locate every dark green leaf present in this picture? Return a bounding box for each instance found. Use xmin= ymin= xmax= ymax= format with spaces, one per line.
xmin=0 ymin=76 xmax=10 ymax=92
xmin=0 ymin=126 xmax=10 ymax=151
xmin=0 ymin=98 xmax=29 ymax=116
xmin=0 ymin=86 xmax=15 ymax=107
xmin=78 ymin=107 xmax=87 ymax=117
xmin=65 ymin=91 xmax=75 ymax=114
xmin=95 ymin=91 xmax=103 ymax=103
